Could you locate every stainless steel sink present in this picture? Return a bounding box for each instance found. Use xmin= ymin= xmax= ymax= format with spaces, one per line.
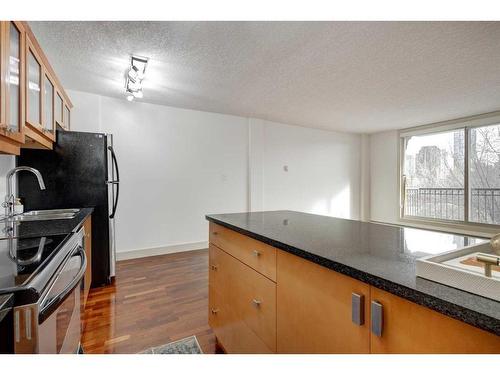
xmin=1 ymin=208 xmax=80 ymax=222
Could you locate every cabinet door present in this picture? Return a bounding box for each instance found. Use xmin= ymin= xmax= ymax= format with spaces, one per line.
xmin=209 ymin=244 xmax=276 ymax=353
xmin=43 ymin=73 xmax=55 ymax=138
xmin=277 ymin=250 xmax=370 ymax=353
xmin=26 ymin=37 xmax=45 ymax=131
xmin=370 ymin=287 xmax=500 ymax=353
xmin=55 ymin=92 xmax=63 ymax=128
xmin=1 ymin=21 xmax=25 ymax=144
xmin=209 ymin=222 xmax=277 ymax=281
xmin=63 ymin=104 xmax=70 ymax=130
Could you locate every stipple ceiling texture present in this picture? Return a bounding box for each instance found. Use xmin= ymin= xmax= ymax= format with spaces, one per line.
xmin=29 ymin=21 xmax=500 ymax=133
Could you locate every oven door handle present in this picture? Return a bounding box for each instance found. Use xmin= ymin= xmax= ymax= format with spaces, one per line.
xmin=38 ymin=246 xmax=87 ymax=323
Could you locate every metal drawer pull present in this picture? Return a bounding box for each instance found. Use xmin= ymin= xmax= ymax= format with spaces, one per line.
xmin=351 ymin=293 xmax=365 ymax=326
xmin=253 ymin=250 xmax=261 ymax=257
xmin=371 ymin=300 xmax=383 ymax=337
xmin=14 ymin=311 xmax=20 ymax=343
xmin=211 ymin=308 xmax=219 ymax=314
xmin=210 ymin=264 xmax=218 ymax=271
xmin=25 ymin=309 xmax=32 ymax=340
xmin=252 ymin=299 xmax=262 ymax=307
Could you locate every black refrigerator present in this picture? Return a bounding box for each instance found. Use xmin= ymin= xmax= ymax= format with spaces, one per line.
xmin=17 ymin=130 xmax=119 ymax=287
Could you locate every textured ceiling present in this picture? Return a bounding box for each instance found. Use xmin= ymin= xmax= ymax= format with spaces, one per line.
xmin=29 ymin=21 xmax=500 ymax=133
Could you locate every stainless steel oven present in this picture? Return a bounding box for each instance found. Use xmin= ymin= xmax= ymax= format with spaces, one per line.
xmin=13 ymin=229 xmax=86 ymax=353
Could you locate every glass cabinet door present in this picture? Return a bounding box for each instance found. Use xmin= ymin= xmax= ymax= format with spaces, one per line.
xmin=0 ymin=21 xmax=26 ymax=145
xmin=55 ymin=93 xmax=63 ymax=126
xmin=6 ymin=22 xmax=22 ymax=134
xmin=43 ymin=75 xmax=54 ymax=133
xmin=27 ymin=47 xmax=42 ymax=126
xmin=64 ymin=105 xmax=70 ymax=129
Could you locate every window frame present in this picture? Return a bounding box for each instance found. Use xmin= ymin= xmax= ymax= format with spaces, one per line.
xmin=398 ymin=111 xmax=500 ymax=234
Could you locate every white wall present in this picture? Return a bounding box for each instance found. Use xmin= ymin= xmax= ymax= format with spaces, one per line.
xmin=369 ymin=130 xmax=400 ymax=224
xmin=49 ymin=89 xmax=363 ymax=256
xmin=249 ymin=118 xmax=361 ymax=219
xmin=68 ymin=90 xmax=249 ymax=255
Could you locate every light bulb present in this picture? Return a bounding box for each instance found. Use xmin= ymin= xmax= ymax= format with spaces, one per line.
xmin=132 ymin=90 xmax=143 ymax=99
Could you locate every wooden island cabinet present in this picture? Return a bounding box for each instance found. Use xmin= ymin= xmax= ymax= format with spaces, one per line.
xmin=370 ymin=287 xmax=500 ymax=353
xmin=208 ymin=221 xmax=500 ymax=354
xmin=277 ymin=250 xmax=370 ymax=353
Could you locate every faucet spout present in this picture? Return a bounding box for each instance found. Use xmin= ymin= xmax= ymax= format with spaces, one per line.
xmin=4 ymin=166 xmax=46 ymax=219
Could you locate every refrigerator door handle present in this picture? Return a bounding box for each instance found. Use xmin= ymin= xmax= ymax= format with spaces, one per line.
xmin=108 ymin=146 xmax=120 ymax=219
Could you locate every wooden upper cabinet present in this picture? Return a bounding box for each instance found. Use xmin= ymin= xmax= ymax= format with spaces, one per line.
xmin=55 ymin=91 xmax=63 ymax=128
xmin=63 ymin=103 xmax=70 ymax=130
xmin=43 ymin=72 xmax=55 ymax=138
xmin=276 ymin=250 xmax=370 ymax=353
xmin=0 ymin=21 xmax=26 ymax=154
xmin=0 ymin=21 xmax=72 ymax=153
xmin=26 ymin=38 xmax=42 ymax=129
xmin=370 ymin=287 xmax=500 ymax=354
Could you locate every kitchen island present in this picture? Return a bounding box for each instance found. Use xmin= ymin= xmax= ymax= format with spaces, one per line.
xmin=205 ymin=210 xmax=500 ymax=353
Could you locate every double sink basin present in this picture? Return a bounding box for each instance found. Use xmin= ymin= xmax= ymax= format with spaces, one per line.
xmin=1 ymin=208 xmax=80 ymax=222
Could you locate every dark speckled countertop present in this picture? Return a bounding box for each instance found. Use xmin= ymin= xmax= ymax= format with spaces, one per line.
xmin=206 ymin=210 xmax=500 ymax=336
xmin=0 ymin=207 xmax=93 ymax=239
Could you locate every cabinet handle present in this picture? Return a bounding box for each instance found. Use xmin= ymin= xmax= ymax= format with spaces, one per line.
xmin=14 ymin=311 xmax=20 ymax=343
xmin=210 ymin=264 xmax=218 ymax=271
xmin=370 ymin=300 xmax=383 ymax=337
xmin=25 ymin=309 xmax=32 ymax=340
xmin=351 ymin=293 xmax=365 ymax=326
xmin=252 ymin=299 xmax=262 ymax=307
xmin=211 ymin=308 xmax=219 ymax=314
xmin=253 ymin=250 xmax=261 ymax=257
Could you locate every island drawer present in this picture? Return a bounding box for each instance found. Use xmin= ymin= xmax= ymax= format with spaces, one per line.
xmin=209 ymin=244 xmax=276 ymax=352
xmin=209 ymin=286 xmax=273 ymax=354
xmin=209 ymin=222 xmax=277 ymax=281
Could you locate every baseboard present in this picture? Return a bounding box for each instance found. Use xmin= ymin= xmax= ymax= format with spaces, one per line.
xmin=116 ymin=241 xmax=208 ymax=261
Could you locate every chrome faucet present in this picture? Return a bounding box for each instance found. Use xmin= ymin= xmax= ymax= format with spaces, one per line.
xmin=3 ymin=166 xmax=46 ymax=219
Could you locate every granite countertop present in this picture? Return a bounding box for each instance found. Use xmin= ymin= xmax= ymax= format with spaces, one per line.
xmin=0 ymin=207 xmax=93 ymax=239
xmin=206 ymin=210 xmax=500 ymax=336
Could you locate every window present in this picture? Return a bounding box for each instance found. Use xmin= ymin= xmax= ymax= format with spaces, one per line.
xmin=401 ymin=116 xmax=500 ymax=227
xmin=469 ymin=124 xmax=500 ymax=224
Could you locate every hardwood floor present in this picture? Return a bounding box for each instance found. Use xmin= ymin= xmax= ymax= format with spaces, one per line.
xmin=81 ymin=249 xmax=216 ymax=354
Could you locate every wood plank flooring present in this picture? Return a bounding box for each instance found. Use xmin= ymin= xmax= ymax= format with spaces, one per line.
xmin=81 ymin=249 xmax=216 ymax=354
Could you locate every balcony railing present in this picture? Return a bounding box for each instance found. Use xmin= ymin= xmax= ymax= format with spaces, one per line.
xmin=405 ymin=187 xmax=500 ymax=224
